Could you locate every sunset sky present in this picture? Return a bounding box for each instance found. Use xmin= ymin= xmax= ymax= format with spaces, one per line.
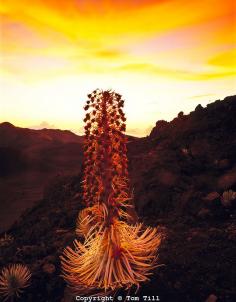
xmin=0 ymin=0 xmax=235 ymax=136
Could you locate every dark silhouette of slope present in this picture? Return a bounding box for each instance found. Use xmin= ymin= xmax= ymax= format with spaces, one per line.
xmin=0 ymin=122 xmax=83 ymax=176
xmin=0 ymin=147 xmax=26 ymax=176
xmin=0 ymin=123 xmax=84 ymax=231
xmin=0 ymin=122 xmax=81 ymax=146
xmin=128 ymin=95 xmax=236 ymax=219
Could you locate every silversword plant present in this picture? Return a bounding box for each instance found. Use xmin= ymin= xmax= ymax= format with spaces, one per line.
xmin=61 ymin=89 xmax=160 ymax=294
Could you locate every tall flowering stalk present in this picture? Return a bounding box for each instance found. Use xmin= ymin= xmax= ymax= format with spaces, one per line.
xmin=61 ymin=89 xmax=160 ymax=294
xmin=82 ymin=90 xmax=129 ymax=210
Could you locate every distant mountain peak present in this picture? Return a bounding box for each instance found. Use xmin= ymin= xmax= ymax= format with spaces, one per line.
xmin=0 ymin=122 xmax=15 ymax=129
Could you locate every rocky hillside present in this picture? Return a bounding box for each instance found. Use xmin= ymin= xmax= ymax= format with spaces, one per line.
xmin=0 ymin=95 xmax=236 ymax=301
xmin=129 ymin=95 xmax=236 ymax=220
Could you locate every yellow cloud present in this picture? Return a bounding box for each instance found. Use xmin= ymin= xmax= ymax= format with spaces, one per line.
xmin=208 ymin=49 xmax=236 ymax=68
xmin=118 ymin=63 xmax=236 ymax=81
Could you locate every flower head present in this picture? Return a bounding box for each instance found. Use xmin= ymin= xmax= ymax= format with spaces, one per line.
xmin=61 ymin=220 xmax=160 ymax=293
xmin=0 ymin=264 xmax=31 ymax=301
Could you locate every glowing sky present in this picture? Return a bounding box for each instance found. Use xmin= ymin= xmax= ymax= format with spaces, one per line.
xmin=0 ymin=0 xmax=235 ymax=136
